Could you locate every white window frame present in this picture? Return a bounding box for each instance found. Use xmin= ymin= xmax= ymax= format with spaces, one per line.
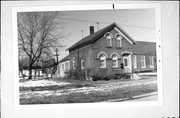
xmin=72 ymin=58 xmax=76 ymax=70
xmin=62 ymin=64 xmax=65 ymax=71
xmin=65 ymin=62 xmax=68 ymax=71
xmin=115 ymin=33 xmax=123 ymax=47
xmin=140 ymin=55 xmax=146 ymax=68
xmin=112 ymin=55 xmax=118 ymax=68
xmin=100 ymin=54 xmax=106 ymax=68
xmin=149 ymin=56 xmax=154 ymax=68
xmin=133 ymin=55 xmax=137 ymax=69
xmin=104 ymin=32 xmax=112 ymax=47
xmin=81 ymin=59 xmax=85 ymax=69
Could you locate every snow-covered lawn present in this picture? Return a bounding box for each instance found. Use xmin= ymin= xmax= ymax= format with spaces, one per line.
xmin=19 ymin=79 xmax=71 ymax=88
xmin=19 ymin=78 xmax=157 ymax=104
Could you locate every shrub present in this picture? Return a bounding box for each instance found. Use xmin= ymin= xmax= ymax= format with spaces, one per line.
xmin=91 ymin=73 xmax=102 ymax=81
xmin=91 ymin=73 xmax=131 ymax=81
xmin=64 ymin=69 xmax=78 ymax=79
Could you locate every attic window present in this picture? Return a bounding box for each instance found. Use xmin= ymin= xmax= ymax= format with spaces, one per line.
xmin=104 ymin=32 xmax=112 ymax=47
xmin=115 ymin=34 xmax=123 ymax=47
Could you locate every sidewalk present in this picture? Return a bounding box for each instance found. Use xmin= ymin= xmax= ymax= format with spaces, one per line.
xmin=105 ymin=92 xmax=157 ymax=102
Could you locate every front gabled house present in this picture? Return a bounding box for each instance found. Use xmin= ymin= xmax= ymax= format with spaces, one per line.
xmin=59 ymin=22 xmax=156 ymax=79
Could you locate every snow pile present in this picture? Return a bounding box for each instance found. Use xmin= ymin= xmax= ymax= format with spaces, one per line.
xmin=20 ymin=79 xmax=71 ymax=87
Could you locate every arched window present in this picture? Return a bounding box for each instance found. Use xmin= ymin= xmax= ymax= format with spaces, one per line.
xmin=99 ymin=54 xmax=106 ymax=68
xmin=112 ymin=55 xmax=118 ymax=68
xmin=104 ymin=32 xmax=112 ymax=47
xmin=115 ymin=33 xmax=123 ymax=47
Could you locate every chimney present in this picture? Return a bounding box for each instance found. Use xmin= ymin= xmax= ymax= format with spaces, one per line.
xmin=90 ymin=26 xmax=94 ymax=35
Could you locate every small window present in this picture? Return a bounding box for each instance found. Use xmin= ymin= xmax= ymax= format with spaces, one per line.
xmin=65 ymin=62 xmax=68 ymax=71
xmin=112 ymin=55 xmax=118 ymax=68
xmin=62 ymin=64 xmax=65 ymax=70
xmin=72 ymin=59 xmax=76 ymax=70
xmin=100 ymin=54 xmax=106 ymax=68
xmin=115 ymin=34 xmax=123 ymax=47
xmin=105 ymin=33 xmax=112 ymax=47
xmin=149 ymin=56 xmax=154 ymax=68
xmin=133 ymin=55 xmax=137 ymax=68
xmin=81 ymin=59 xmax=85 ymax=69
xmin=140 ymin=55 xmax=146 ymax=68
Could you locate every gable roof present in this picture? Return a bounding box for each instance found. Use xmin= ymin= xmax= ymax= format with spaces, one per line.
xmin=133 ymin=41 xmax=156 ymax=55
xmin=67 ymin=22 xmax=136 ymax=51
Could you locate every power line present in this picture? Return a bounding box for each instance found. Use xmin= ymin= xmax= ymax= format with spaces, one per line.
xmin=57 ymin=17 xmax=155 ymax=30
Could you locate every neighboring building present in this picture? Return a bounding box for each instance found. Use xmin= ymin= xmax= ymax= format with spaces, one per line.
xmin=19 ymin=58 xmax=59 ymax=78
xmin=59 ymin=22 xmax=156 ymax=79
xmin=19 ymin=58 xmax=43 ymax=78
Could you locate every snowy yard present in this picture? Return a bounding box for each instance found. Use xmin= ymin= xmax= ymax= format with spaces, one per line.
xmin=19 ymin=77 xmax=157 ymax=104
xmin=19 ymin=79 xmax=71 ymax=88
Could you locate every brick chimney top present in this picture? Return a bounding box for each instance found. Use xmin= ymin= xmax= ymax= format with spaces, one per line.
xmin=90 ymin=26 xmax=94 ymax=35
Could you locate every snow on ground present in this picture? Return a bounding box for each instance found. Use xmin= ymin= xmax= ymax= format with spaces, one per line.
xmin=20 ymin=79 xmax=157 ymax=99
xmin=138 ymin=72 xmax=157 ymax=76
xmin=19 ymin=79 xmax=71 ymax=88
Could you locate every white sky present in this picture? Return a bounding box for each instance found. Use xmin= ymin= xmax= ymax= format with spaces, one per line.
xmin=55 ymin=9 xmax=156 ymax=60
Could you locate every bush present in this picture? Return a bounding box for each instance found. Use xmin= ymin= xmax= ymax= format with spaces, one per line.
xmin=64 ymin=69 xmax=78 ymax=79
xmin=91 ymin=73 xmax=102 ymax=81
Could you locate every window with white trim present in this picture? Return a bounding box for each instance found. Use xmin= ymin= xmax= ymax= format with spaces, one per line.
xmin=62 ymin=64 xmax=65 ymax=71
xmin=100 ymin=54 xmax=106 ymax=68
xmin=140 ymin=55 xmax=146 ymax=68
xmin=133 ymin=55 xmax=137 ymax=69
xmin=115 ymin=34 xmax=123 ymax=47
xmin=81 ymin=59 xmax=85 ymax=69
xmin=149 ymin=56 xmax=154 ymax=68
xmin=72 ymin=59 xmax=76 ymax=70
xmin=65 ymin=62 xmax=69 ymax=71
xmin=105 ymin=33 xmax=112 ymax=47
xmin=112 ymin=55 xmax=118 ymax=68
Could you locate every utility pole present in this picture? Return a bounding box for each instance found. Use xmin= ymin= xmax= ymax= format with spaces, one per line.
xmin=97 ymin=22 xmax=99 ymax=30
xmin=82 ymin=30 xmax=84 ymax=38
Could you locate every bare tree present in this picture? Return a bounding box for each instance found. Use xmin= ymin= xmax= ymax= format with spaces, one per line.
xmin=18 ymin=12 xmax=65 ymax=80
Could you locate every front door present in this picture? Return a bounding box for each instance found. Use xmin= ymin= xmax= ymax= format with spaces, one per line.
xmin=123 ymin=55 xmax=132 ymax=73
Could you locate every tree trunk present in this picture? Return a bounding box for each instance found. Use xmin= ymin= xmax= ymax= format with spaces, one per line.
xmin=28 ymin=65 xmax=32 ymax=80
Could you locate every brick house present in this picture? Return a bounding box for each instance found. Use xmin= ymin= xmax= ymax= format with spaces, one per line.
xmin=59 ymin=22 xmax=156 ymax=79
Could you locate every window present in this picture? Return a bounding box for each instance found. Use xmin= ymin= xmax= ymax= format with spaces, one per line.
xmin=100 ymin=54 xmax=106 ymax=68
xmin=105 ymin=33 xmax=112 ymax=47
xmin=140 ymin=55 xmax=146 ymax=68
xmin=72 ymin=59 xmax=76 ymax=70
xmin=115 ymin=34 xmax=123 ymax=47
xmin=149 ymin=56 xmax=154 ymax=68
xmin=62 ymin=64 xmax=65 ymax=71
xmin=112 ymin=55 xmax=118 ymax=68
xmin=124 ymin=58 xmax=128 ymax=66
xmin=58 ymin=65 xmax=60 ymax=74
xmin=133 ymin=55 xmax=137 ymax=68
xmin=65 ymin=62 xmax=69 ymax=71
xmin=81 ymin=59 xmax=85 ymax=69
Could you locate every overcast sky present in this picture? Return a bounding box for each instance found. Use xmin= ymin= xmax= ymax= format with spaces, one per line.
xmin=55 ymin=8 xmax=156 ymax=59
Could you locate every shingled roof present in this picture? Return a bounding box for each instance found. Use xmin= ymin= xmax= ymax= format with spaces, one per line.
xmin=67 ymin=22 xmax=136 ymax=51
xmin=133 ymin=41 xmax=156 ymax=55
xmin=59 ymin=55 xmax=70 ymax=63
